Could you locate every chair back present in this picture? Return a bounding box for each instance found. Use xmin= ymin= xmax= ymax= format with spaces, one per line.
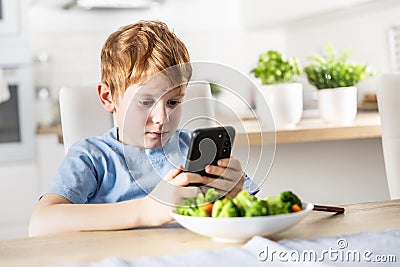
xmin=377 ymin=73 xmax=400 ymax=199
xmin=179 ymin=81 xmax=216 ymax=130
xmin=59 ymin=87 xmax=114 ymax=154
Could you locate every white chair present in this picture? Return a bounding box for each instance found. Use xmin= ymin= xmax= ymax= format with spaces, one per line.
xmin=59 ymin=82 xmax=215 ymax=153
xmin=377 ymin=73 xmax=400 ymax=199
xmin=178 ymin=81 xmax=216 ymax=130
xmin=59 ymin=87 xmax=114 ymax=154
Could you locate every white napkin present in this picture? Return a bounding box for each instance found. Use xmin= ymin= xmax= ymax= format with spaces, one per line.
xmin=56 ymin=229 xmax=400 ymax=267
xmin=278 ymin=229 xmax=400 ymax=266
xmin=0 ymin=68 xmax=11 ymax=104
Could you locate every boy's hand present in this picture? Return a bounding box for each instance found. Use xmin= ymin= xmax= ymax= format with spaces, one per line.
xmin=144 ymin=166 xmax=213 ymax=226
xmin=164 ymin=166 xmax=213 ymax=188
xmin=204 ymin=156 xmax=245 ymax=198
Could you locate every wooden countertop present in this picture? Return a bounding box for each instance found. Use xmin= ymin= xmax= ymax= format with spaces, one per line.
xmin=37 ymin=111 xmax=381 ymax=146
xmin=0 ymin=199 xmax=398 ymax=267
xmin=232 ymin=111 xmax=381 ymax=146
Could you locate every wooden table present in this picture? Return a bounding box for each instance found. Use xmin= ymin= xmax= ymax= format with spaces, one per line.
xmin=0 ymin=199 xmax=399 ymax=267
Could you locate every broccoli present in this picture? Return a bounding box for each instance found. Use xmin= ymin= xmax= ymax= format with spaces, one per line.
xmin=280 ymin=191 xmax=302 ymax=211
xmin=211 ymin=199 xmax=224 ymax=217
xmin=212 ymin=198 xmax=240 ymax=217
xmin=177 ymin=189 xmax=302 ymax=217
xmin=176 ymin=188 xmax=222 ymax=217
xmin=234 ymin=190 xmax=269 ymax=217
xmin=265 ymin=195 xmax=290 ymax=215
xmin=190 ymin=207 xmax=210 ymax=217
xmin=265 ymin=191 xmax=303 ymax=214
xmin=176 ymin=196 xmax=199 ymax=216
xmin=204 ymin=188 xmax=221 ymax=203
xmin=246 ymin=199 xmax=269 ymax=217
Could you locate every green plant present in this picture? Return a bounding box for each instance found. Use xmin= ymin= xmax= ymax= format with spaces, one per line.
xmin=304 ymin=44 xmax=374 ymax=90
xmin=209 ymin=82 xmax=222 ymax=96
xmin=251 ymin=50 xmax=301 ymax=85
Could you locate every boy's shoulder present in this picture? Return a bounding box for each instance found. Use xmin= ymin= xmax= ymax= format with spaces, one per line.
xmin=176 ymin=128 xmax=193 ymax=146
xmin=68 ymin=127 xmax=121 ymax=156
xmin=177 ymin=128 xmax=192 ymax=137
xmin=67 ymin=128 xmax=192 ymax=157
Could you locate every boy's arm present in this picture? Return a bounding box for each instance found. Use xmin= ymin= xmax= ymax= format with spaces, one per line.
xmin=29 ymin=169 xmax=212 ymax=237
xmin=28 ymin=193 xmax=170 ymax=237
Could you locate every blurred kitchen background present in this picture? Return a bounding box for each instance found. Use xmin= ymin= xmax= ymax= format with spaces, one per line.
xmin=0 ymin=0 xmax=399 ymax=239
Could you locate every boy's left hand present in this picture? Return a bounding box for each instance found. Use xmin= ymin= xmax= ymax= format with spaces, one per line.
xmin=204 ymin=156 xmax=245 ymax=198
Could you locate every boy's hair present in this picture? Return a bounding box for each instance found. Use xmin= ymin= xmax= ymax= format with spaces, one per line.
xmin=100 ymin=20 xmax=191 ymax=99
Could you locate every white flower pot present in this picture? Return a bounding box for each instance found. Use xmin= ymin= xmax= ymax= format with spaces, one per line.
xmin=256 ymin=83 xmax=303 ymax=129
xmin=317 ymin=86 xmax=357 ymax=124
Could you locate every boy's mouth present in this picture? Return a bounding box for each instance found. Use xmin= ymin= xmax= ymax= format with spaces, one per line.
xmin=146 ymin=131 xmax=169 ymax=138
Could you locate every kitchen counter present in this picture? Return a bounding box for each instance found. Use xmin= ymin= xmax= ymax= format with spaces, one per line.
xmin=1 ymin=199 xmax=398 ymax=267
xmin=37 ymin=111 xmax=381 ymax=146
xmin=233 ymin=111 xmax=381 ymax=146
xmin=36 ymin=124 xmax=63 ymax=144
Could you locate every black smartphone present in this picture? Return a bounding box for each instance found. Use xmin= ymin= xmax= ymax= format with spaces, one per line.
xmin=184 ymin=126 xmax=235 ymax=185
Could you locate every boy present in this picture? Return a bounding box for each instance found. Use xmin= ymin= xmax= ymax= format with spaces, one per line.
xmin=29 ymin=20 xmax=253 ymax=237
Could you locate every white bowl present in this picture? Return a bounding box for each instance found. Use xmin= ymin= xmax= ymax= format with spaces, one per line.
xmin=171 ymin=202 xmax=313 ymax=243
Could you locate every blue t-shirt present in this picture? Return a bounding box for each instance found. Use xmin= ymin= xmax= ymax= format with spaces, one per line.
xmin=44 ymin=127 xmax=257 ymax=204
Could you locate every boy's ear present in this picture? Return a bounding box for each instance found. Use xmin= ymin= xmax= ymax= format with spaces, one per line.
xmin=97 ymin=82 xmax=116 ymax=113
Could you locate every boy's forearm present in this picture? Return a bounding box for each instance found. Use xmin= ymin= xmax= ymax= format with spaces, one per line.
xmin=29 ymin=196 xmax=172 ymax=237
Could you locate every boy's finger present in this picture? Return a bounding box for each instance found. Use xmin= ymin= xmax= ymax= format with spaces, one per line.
xmin=164 ymin=165 xmax=184 ymax=181
xmin=206 ymin=176 xmax=245 ymax=197
xmin=217 ymin=158 xmax=241 ymax=171
xmin=205 ymin=165 xmax=242 ymax=182
xmin=204 ymin=177 xmax=233 ymax=192
xmin=171 ymin=172 xmax=211 ymax=186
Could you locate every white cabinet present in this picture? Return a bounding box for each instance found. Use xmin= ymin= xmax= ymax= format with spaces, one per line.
xmin=36 ymin=133 xmax=65 ymax=192
xmin=0 ymin=133 xmax=64 ymax=240
xmin=0 ymin=162 xmax=38 ymax=239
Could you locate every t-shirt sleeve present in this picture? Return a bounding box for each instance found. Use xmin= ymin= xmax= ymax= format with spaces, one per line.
xmin=243 ymin=173 xmax=260 ymax=195
xmin=41 ymin=144 xmax=98 ymax=204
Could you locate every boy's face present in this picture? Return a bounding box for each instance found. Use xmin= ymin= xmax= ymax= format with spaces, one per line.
xmin=115 ymin=81 xmax=184 ymax=149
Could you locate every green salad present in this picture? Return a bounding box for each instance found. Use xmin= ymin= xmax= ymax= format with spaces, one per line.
xmin=176 ymin=189 xmax=303 ymax=217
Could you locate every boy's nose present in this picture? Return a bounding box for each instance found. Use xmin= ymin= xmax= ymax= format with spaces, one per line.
xmin=151 ymin=102 xmax=168 ymax=124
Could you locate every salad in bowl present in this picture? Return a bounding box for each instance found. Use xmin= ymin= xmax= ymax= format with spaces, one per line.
xmin=171 ymin=189 xmax=313 ymax=242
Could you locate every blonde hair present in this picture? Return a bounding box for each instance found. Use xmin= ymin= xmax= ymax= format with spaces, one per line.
xmin=100 ymin=20 xmax=191 ymax=99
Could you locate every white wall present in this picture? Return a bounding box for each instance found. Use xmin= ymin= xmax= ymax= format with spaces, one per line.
xmin=28 ymin=0 xmax=286 ymax=102
xmin=235 ymin=139 xmax=389 ymax=206
xmin=284 ymin=0 xmax=400 ymax=105
xmin=0 ymin=134 xmax=64 ymax=240
xmin=285 ymin=1 xmax=399 ymax=71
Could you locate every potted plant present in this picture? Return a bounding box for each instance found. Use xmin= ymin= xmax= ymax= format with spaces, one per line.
xmin=304 ymin=44 xmax=373 ymax=124
xmin=252 ymin=50 xmax=303 ymax=129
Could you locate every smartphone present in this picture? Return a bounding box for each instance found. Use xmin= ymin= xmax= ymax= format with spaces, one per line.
xmin=184 ymin=126 xmax=235 ymax=183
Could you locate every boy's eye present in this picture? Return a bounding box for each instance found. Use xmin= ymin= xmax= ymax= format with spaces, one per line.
xmin=139 ymin=100 xmax=154 ymax=106
xmin=167 ymin=100 xmax=181 ymax=107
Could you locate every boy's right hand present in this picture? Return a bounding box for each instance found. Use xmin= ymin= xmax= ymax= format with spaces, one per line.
xmin=144 ymin=166 xmax=213 ymax=226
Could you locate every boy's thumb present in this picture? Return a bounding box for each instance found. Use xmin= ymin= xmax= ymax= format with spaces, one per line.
xmin=165 ymin=165 xmax=184 ymax=181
